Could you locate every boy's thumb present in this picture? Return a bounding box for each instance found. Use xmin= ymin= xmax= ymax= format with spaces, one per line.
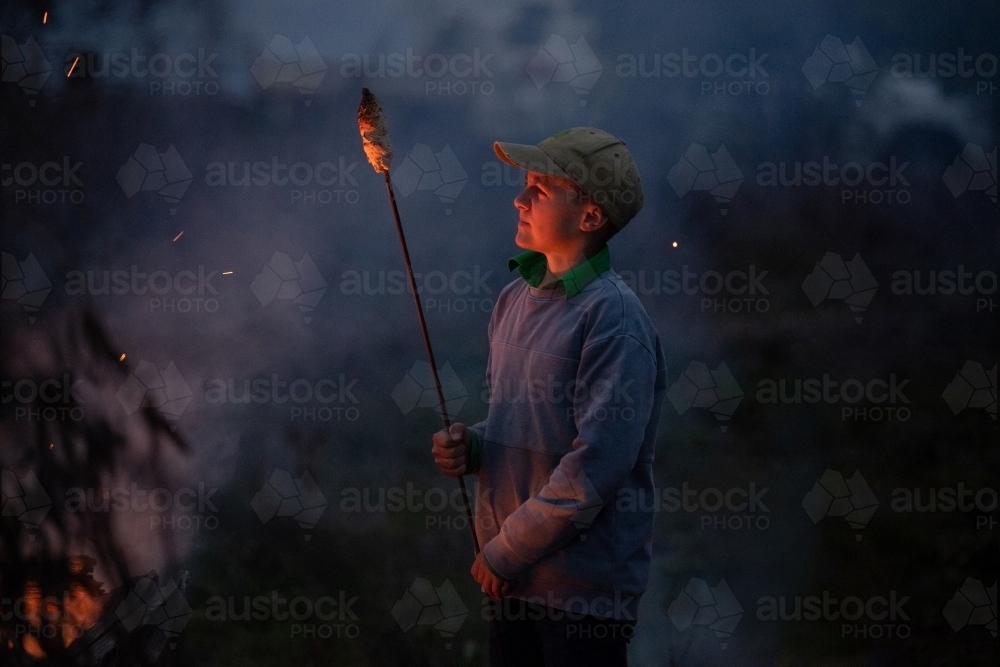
xmin=449 ymin=423 xmax=464 ymax=441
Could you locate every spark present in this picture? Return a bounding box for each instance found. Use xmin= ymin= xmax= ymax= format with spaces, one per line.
xmin=119 ymin=353 xmax=126 ymax=361
xmin=43 ymin=12 xmax=48 ymax=24
xmin=173 ymin=231 xmax=184 ymax=242
xmin=48 ymin=443 xmax=54 ymax=449
xmin=222 ymin=271 xmax=233 ymax=275
xmin=67 ymin=56 xmax=80 ymax=77
xmin=671 ymin=241 xmax=678 ymax=248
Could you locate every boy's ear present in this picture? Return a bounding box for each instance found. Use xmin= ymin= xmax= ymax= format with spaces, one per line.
xmin=579 ymin=201 xmax=608 ymax=232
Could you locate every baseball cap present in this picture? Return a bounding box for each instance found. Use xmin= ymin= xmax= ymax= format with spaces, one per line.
xmin=494 ymin=127 xmax=644 ymax=229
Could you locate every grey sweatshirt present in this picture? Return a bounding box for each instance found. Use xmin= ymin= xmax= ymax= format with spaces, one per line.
xmin=467 ymin=258 xmax=667 ymax=621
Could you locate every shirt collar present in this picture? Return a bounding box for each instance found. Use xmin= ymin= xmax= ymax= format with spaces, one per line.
xmin=507 ymin=244 xmax=611 ymax=299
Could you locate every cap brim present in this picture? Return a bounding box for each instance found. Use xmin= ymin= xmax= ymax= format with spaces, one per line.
xmin=493 ymin=141 xmax=570 ymax=178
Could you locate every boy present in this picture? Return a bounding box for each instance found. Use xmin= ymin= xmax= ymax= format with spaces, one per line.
xmin=431 ymin=127 xmax=667 ymax=667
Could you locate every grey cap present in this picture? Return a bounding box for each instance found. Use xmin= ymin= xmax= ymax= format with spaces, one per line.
xmin=494 ymin=127 xmax=644 ymax=229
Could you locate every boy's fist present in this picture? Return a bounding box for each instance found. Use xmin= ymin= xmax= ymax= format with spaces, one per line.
xmin=471 ymin=551 xmax=510 ymax=599
xmin=431 ymin=422 xmax=472 ymax=477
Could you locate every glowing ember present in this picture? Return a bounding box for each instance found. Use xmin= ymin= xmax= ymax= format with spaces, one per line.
xmin=17 ymin=557 xmax=106 ymax=657
xmin=67 ymin=56 xmax=80 ymax=77
xmin=43 ymin=12 xmax=48 ymax=24
xmin=172 ymin=231 xmax=184 ymax=242
xmin=357 ymin=88 xmax=392 ymax=174
xmin=671 ymin=241 xmax=678 ymax=248
xmin=119 ymin=353 xmax=126 ymax=361
xmin=222 ymin=270 xmax=233 ymax=275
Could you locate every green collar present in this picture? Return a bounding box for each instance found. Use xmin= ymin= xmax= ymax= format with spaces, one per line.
xmin=507 ymin=244 xmax=611 ymax=299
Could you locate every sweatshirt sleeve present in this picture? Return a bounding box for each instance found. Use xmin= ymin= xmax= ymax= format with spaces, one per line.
xmin=483 ymin=333 xmax=659 ymax=579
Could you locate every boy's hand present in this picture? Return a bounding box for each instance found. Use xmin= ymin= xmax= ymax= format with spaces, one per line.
xmin=431 ymin=422 xmax=471 ymax=477
xmin=471 ymin=551 xmax=510 ymax=599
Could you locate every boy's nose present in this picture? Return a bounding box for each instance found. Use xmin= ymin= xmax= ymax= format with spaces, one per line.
xmin=514 ymin=188 xmax=529 ymax=211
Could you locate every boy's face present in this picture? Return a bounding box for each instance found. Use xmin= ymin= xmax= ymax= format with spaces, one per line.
xmin=513 ymin=171 xmax=598 ymax=254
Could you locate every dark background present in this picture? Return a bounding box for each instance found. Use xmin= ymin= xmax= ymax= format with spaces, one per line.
xmin=1 ymin=0 xmax=996 ymax=665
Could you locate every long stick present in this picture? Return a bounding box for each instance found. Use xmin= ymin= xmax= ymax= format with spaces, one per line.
xmin=383 ymin=172 xmax=479 ymax=551
xmin=382 ymin=172 xmax=507 ymax=665
xmin=360 ymin=87 xmax=506 ymax=663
